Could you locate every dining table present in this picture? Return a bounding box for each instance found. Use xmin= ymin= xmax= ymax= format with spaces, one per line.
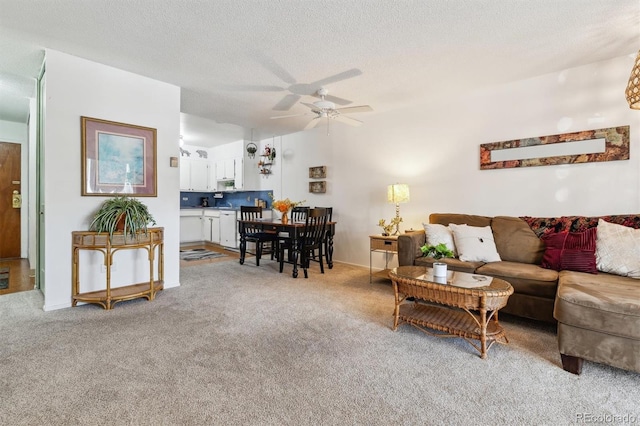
xmin=237 ymin=217 xmax=336 ymax=277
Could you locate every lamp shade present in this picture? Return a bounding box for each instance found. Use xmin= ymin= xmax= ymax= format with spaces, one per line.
xmin=387 ymin=183 xmax=410 ymax=204
xmin=626 ymin=50 xmax=640 ymax=110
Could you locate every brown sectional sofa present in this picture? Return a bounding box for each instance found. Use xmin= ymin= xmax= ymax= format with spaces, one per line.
xmin=397 ymin=213 xmax=640 ymax=375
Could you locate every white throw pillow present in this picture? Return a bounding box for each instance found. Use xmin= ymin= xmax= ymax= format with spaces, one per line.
xmin=449 ymin=223 xmax=501 ymax=262
xmin=596 ymin=219 xmax=640 ymax=278
xmin=422 ymin=223 xmax=457 ymax=257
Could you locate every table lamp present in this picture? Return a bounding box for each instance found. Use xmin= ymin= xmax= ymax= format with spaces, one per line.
xmin=387 ymin=183 xmax=410 ymax=235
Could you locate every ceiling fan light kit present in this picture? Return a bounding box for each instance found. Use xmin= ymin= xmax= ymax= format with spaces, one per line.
xmin=270 ymin=87 xmax=373 ymax=132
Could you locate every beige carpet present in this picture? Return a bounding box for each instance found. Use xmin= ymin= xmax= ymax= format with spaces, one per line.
xmin=0 ymin=260 xmax=637 ymax=425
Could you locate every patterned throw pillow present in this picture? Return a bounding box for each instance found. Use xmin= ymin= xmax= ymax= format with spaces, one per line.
xmin=422 ymin=223 xmax=457 ymax=257
xmin=596 ymin=219 xmax=640 ymax=278
xmin=449 ymin=224 xmax=500 ymax=262
xmin=541 ymin=227 xmax=597 ymax=273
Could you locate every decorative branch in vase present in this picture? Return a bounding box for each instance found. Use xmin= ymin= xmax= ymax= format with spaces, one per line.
xmin=378 ymin=217 xmax=402 ymax=236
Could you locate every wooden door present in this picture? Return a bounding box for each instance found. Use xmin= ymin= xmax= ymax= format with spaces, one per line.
xmin=0 ymin=142 xmax=21 ymax=259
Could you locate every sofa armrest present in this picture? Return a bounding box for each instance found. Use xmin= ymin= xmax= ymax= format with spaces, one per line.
xmin=398 ymin=231 xmax=426 ymax=266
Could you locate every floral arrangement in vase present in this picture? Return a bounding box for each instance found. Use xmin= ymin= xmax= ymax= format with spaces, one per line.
xmin=268 ymin=193 xmax=305 ymax=223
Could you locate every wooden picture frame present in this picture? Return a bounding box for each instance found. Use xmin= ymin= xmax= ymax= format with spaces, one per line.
xmin=309 ymin=166 xmax=327 ymax=179
xmin=81 ymin=116 xmax=157 ymax=196
xmin=479 ymin=126 xmax=629 ymax=170
xmin=309 ymin=181 xmax=326 ymax=193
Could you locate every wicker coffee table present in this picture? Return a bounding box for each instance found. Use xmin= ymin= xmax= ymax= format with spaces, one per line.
xmin=389 ymin=266 xmax=514 ymax=359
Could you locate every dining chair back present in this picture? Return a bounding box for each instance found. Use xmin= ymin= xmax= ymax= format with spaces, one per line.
xmin=278 ymin=206 xmax=309 ymax=251
xmin=279 ymin=207 xmax=328 ymax=278
xmin=291 ymin=206 xmax=310 ymax=223
xmin=313 ymin=206 xmax=333 ymax=266
xmin=239 ymin=206 xmax=278 ymax=266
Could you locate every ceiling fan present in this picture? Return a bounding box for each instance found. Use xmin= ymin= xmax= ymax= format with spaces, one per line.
xmin=224 ymin=52 xmax=363 ymax=111
xmin=270 ymin=87 xmax=373 ymax=131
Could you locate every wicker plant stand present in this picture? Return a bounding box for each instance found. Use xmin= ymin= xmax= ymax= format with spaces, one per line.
xmin=390 ymin=266 xmax=513 ymax=359
xmin=71 ymin=227 xmax=164 ymax=310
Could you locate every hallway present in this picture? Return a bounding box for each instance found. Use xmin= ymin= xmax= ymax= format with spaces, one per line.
xmin=0 ymin=259 xmax=34 ymax=296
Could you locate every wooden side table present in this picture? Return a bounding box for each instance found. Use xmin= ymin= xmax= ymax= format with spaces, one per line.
xmin=369 ymin=234 xmax=398 ymax=282
xmin=71 ymin=227 xmax=164 ymax=310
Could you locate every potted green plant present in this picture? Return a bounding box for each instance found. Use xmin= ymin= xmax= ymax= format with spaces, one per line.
xmin=420 ymin=243 xmax=454 ymax=259
xmin=246 ymin=143 xmax=257 ymax=157
xmin=89 ymin=196 xmax=156 ymax=241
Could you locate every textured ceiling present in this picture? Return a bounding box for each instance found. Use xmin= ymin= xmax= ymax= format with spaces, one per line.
xmin=0 ymin=0 xmax=639 ymax=146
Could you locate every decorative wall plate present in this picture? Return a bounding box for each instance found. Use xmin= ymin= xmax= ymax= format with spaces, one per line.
xmin=309 ymin=166 xmax=327 ymax=179
xmin=309 ymin=181 xmax=326 ymax=193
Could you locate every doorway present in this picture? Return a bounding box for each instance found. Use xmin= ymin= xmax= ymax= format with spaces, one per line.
xmin=0 ymin=141 xmax=33 ymax=295
xmin=0 ymin=142 xmax=21 ymax=258
xmin=0 ymin=48 xmax=44 ymax=299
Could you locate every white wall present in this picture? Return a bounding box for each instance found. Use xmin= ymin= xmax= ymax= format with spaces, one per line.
xmin=274 ymin=54 xmax=640 ymax=270
xmin=28 ymin=98 xmax=37 ymax=266
xmin=43 ymin=50 xmax=181 ymax=311
xmin=0 ymin=118 xmax=30 ymax=259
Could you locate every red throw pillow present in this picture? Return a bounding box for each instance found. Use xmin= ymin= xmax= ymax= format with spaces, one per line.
xmin=540 ymin=227 xmax=597 ymax=274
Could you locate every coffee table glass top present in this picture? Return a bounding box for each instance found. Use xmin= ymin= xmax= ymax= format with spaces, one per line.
xmin=391 ymin=265 xmax=512 ymax=292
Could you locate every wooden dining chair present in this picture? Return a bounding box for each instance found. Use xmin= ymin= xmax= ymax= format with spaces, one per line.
xmin=279 ymin=206 xmax=309 ymax=261
xmin=291 ymin=206 xmax=310 ymax=223
xmin=313 ymin=206 xmax=333 ymax=267
xmin=239 ymin=206 xmax=278 ymax=266
xmin=279 ymin=207 xmax=328 ymax=278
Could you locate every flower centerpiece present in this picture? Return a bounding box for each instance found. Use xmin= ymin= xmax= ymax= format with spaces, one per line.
xmin=268 ymin=193 xmax=305 ymax=224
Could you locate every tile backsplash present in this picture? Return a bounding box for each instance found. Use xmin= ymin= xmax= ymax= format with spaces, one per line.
xmin=180 ymin=190 xmax=272 ymax=209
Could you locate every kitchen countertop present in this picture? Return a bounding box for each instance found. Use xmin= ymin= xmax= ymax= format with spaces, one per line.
xmin=180 ymin=206 xmax=240 ymax=211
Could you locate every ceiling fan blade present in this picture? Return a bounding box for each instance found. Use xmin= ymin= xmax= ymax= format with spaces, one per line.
xmin=322 ymin=94 xmax=352 ymax=106
xmin=304 ymin=117 xmax=321 ymax=130
xmin=270 ymin=112 xmax=310 ymax=120
xmin=251 ymin=50 xmax=297 ymax=84
xmin=333 ymin=115 xmax=363 ymax=127
xmin=309 ymin=68 xmax=362 ymax=88
xmin=335 ymin=105 xmax=373 ymax=114
xmin=273 ymin=94 xmax=301 ymax=111
xmin=301 ymin=102 xmax=320 ymax=111
xmin=220 ymin=84 xmax=285 ymax=92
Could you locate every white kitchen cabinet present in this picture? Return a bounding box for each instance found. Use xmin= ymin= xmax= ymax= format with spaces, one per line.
xmin=233 ymin=156 xmax=243 ymax=189
xmin=219 ymin=210 xmax=238 ymax=248
xmin=215 ymin=158 xmax=235 ymax=181
xmin=207 ymin=161 xmax=217 ymax=191
xmin=179 ymin=159 xmax=191 ymax=190
xmin=180 ymin=210 xmax=204 ymax=243
xmin=191 ymin=160 xmax=210 ymax=190
xmin=210 ymin=216 xmax=221 ymax=244
xmin=203 ymin=210 xmax=221 ymax=244
xmin=180 ymin=158 xmax=211 ymax=191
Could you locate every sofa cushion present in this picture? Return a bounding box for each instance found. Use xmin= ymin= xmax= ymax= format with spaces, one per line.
xmin=521 ymin=214 xmax=640 ymax=237
xmin=492 ymin=216 xmax=544 ymax=264
xmin=449 ymin=224 xmax=501 ymax=262
xmin=422 ymin=223 xmax=457 ymax=257
xmin=476 ymin=261 xmax=558 ymax=299
xmin=540 ymin=228 xmax=597 ymax=274
xmin=554 ymin=270 xmax=640 ymax=340
xmin=429 ymin=213 xmax=492 ymax=228
xmin=596 ymin=219 xmax=640 ymax=278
